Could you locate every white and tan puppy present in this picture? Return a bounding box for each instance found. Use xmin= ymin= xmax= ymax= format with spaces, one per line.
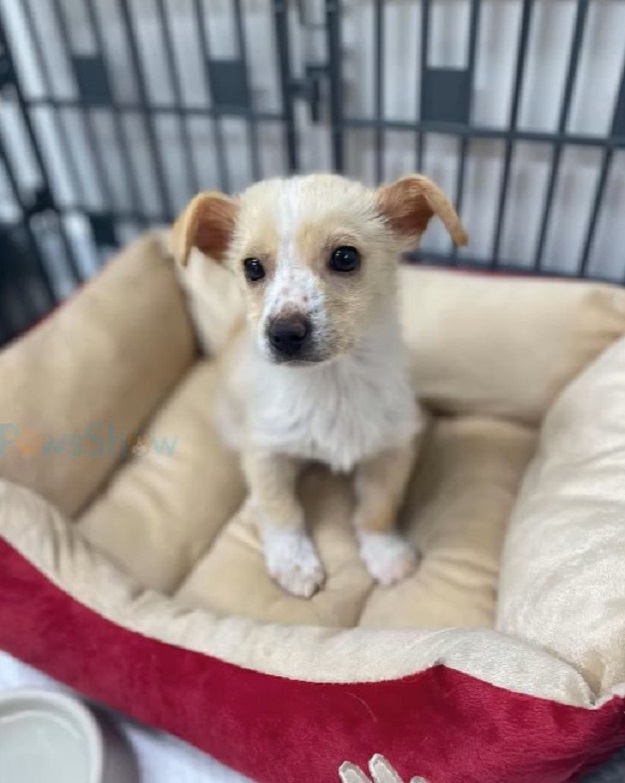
xmin=171 ymin=173 xmax=467 ymax=598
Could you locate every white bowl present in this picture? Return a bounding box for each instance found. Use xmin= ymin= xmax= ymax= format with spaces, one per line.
xmin=0 ymin=688 xmax=103 ymax=783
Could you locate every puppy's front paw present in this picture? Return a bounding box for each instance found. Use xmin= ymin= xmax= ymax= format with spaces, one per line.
xmin=262 ymin=528 xmax=325 ymax=598
xmin=358 ymin=532 xmax=418 ymax=586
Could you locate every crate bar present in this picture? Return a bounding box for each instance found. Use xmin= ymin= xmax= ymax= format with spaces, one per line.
xmin=118 ymin=0 xmax=174 ymax=218
xmin=232 ymin=0 xmax=261 ymax=181
xmin=451 ymin=0 xmax=481 ymax=261
xmin=0 ymin=11 xmax=81 ymax=285
xmin=417 ymin=0 xmax=431 ymax=170
xmin=373 ymin=0 xmax=384 ymax=183
xmin=0 ymin=139 xmax=56 ymax=306
xmin=51 ymin=0 xmax=116 ymax=211
xmin=453 ymin=0 xmax=481 ymax=210
xmin=192 ymin=0 xmax=230 ymax=193
xmin=404 ymin=248 xmax=617 ymax=284
xmin=271 ymin=0 xmax=299 ymax=172
xmin=490 ymin=0 xmax=534 ymax=267
xmin=50 ymin=206 xmax=170 ymax=224
xmin=580 ymin=51 xmax=625 ymax=277
xmin=154 ymin=0 xmax=199 ymax=194
xmin=21 ymin=0 xmax=88 ymax=208
xmin=341 ymin=116 xmax=625 ymax=148
xmin=27 ymin=96 xmax=282 ymax=122
xmin=325 ymin=0 xmax=345 ymax=172
xmin=577 ymin=148 xmax=612 ymax=277
xmin=533 ymin=0 xmax=590 ymax=271
xmin=84 ymin=0 xmax=149 ymax=222
xmin=25 ymin=96 xmax=625 ymax=149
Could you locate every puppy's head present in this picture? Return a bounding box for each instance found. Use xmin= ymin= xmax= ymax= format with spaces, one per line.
xmin=171 ymin=173 xmax=466 ymax=365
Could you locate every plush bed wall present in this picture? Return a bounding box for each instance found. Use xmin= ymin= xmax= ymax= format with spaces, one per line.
xmin=3 ymin=236 xmax=625 ymax=782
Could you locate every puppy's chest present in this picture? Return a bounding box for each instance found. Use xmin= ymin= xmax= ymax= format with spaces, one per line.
xmin=251 ymin=361 xmax=419 ymax=472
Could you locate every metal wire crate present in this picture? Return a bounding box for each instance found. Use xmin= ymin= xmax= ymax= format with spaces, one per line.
xmin=1 ymin=0 xmax=624 ymax=345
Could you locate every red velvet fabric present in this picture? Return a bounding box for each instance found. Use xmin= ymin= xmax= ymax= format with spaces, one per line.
xmin=0 ymin=538 xmax=624 ymax=782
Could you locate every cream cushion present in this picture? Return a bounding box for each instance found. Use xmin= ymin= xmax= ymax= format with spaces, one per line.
xmin=400 ymin=268 xmax=625 ymax=424
xmin=0 ymin=235 xmax=195 ymax=516
xmin=497 ymin=333 xmax=625 ymax=695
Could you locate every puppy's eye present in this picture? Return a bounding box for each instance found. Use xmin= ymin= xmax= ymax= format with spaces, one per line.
xmin=329 ymin=246 xmax=360 ymax=273
xmin=243 ymin=258 xmax=265 ymax=282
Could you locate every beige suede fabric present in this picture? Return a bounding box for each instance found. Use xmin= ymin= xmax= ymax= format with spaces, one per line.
xmin=175 ymin=415 xmax=534 ymax=628
xmin=0 ymin=235 xmax=195 ymax=516
xmin=497 ymin=333 xmax=625 ymax=696
xmin=360 ymin=416 xmax=536 ymax=629
xmin=399 ymin=267 xmax=625 ymax=424
xmin=2 ymin=234 xmax=625 ymax=706
xmin=78 ymin=361 xmax=245 ymax=593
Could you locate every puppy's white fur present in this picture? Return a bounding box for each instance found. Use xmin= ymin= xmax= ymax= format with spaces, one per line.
xmin=222 ymin=310 xmax=420 ymax=473
xmin=358 ymin=532 xmax=418 ymax=587
xmin=172 ymin=173 xmax=467 ymax=597
xmin=261 ymin=526 xmax=325 ymax=599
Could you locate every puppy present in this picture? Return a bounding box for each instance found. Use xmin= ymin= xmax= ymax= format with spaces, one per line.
xmin=171 ymin=173 xmax=467 ymax=598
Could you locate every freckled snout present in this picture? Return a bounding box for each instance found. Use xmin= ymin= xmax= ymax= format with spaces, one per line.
xmin=267 ymin=314 xmax=311 ymax=360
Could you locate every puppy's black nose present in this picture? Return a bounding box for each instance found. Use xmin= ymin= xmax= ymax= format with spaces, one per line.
xmin=268 ymin=315 xmax=311 ymax=358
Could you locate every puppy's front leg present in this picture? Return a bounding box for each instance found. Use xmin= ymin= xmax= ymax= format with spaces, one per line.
xmin=244 ymin=450 xmax=325 ymax=598
xmin=354 ymin=440 xmax=419 ymax=586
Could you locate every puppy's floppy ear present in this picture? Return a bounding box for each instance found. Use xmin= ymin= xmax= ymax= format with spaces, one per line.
xmin=170 ymin=192 xmax=238 ymax=266
xmin=377 ymin=174 xmax=468 ymax=247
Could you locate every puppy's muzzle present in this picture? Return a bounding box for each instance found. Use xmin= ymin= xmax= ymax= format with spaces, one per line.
xmin=267 ymin=315 xmax=311 ymax=359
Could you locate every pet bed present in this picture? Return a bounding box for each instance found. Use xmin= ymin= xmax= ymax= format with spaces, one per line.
xmin=2 ymin=234 xmax=625 ymax=783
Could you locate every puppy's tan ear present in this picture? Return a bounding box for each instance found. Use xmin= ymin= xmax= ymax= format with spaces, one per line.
xmin=170 ymin=192 xmax=238 ymax=266
xmin=377 ymin=174 xmax=468 ymax=247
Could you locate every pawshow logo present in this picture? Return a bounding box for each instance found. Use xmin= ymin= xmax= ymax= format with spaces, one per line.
xmin=0 ymin=423 xmax=178 ymax=459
